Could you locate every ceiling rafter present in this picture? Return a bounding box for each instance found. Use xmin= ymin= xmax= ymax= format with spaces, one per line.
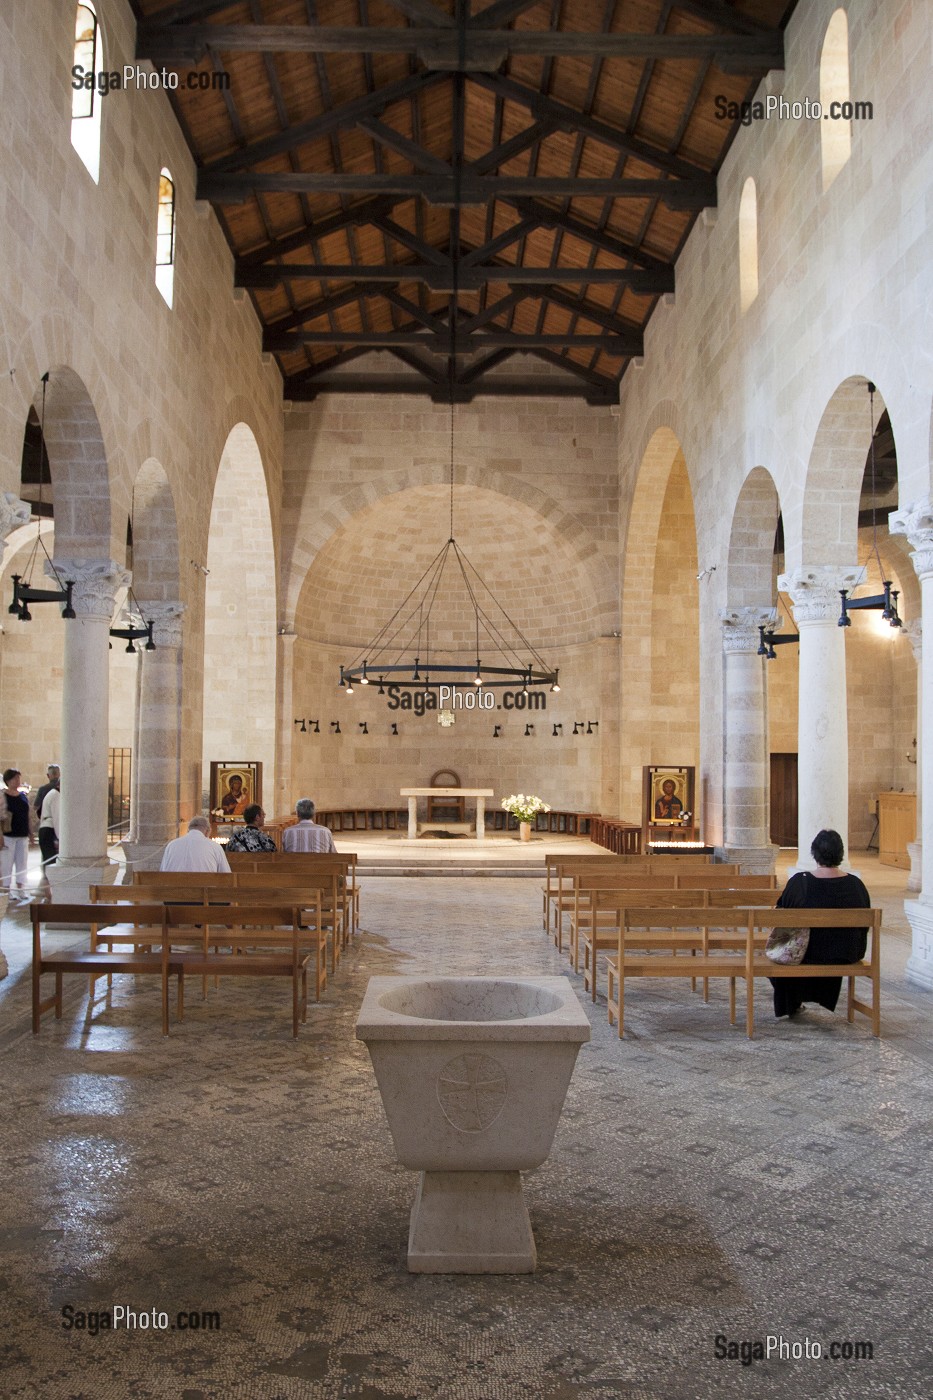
xmin=134 ymin=0 xmax=795 ymax=401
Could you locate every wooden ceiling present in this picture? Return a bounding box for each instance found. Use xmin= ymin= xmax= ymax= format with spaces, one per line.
xmin=133 ymin=0 xmax=797 ymax=403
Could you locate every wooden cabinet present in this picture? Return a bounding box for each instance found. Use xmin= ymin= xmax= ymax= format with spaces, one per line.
xmin=878 ymin=792 xmax=916 ymax=869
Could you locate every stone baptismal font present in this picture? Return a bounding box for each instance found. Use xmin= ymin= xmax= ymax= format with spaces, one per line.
xmin=356 ymin=976 xmax=590 ymax=1273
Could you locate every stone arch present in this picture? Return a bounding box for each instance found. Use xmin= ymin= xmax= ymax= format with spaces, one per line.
xmin=726 ymin=466 xmax=782 ymax=609
xmin=29 ymin=366 xmax=113 ymax=560
xmin=283 ymin=457 xmax=616 ymax=635
xmin=619 ymin=424 xmax=700 ymax=815
xmin=201 ymin=423 xmax=276 ymax=803
xmin=801 ymin=375 xmax=890 ymax=568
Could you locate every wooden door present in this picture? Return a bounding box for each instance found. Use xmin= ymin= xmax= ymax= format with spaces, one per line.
xmin=770 ymin=753 xmax=798 ymax=846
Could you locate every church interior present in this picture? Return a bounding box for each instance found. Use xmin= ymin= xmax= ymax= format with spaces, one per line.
xmin=0 ymin=0 xmax=931 ymax=1395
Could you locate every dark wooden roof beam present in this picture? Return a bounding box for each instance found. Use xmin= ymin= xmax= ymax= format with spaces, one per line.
xmin=201 ymin=69 xmax=447 ymax=175
xmin=472 ymin=73 xmax=716 ymax=184
xmin=505 ymin=196 xmax=672 ymax=275
xmin=358 ymin=118 xmax=453 ymax=175
xmin=266 ymin=329 xmax=640 ymax=354
xmin=265 ymin=281 xmax=395 ymax=335
xmin=139 ymin=25 xmax=782 ymax=72
xmin=242 ymin=261 xmax=671 ymax=293
xmin=199 ymin=172 xmax=716 ymax=209
xmin=235 ymin=196 xmax=401 ymax=271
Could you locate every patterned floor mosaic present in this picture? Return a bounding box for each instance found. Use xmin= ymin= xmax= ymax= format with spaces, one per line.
xmin=0 ymin=875 xmax=931 ymax=1399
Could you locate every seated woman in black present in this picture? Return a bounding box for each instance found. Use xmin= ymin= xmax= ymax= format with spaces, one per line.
xmin=771 ymin=828 xmax=870 ymax=1019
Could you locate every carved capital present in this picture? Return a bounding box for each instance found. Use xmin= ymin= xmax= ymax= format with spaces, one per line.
xmin=721 ymin=606 xmax=778 ymax=654
xmin=138 ymin=600 xmax=185 ymax=648
xmin=889 ymin=500 xmax=933 ymax=578
xmin=46 ymin=558 xmax=131 ymax=620
xmin=0 ymin=493 xmax=31 ymax=559
xmin=778 ymin=564 xmax=862 ymax=624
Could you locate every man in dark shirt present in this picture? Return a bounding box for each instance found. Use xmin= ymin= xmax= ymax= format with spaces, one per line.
xmin=226 ymin=805 xmax=276 ymax=854
xmin=33 ymin=764 xmax=60 ymax=817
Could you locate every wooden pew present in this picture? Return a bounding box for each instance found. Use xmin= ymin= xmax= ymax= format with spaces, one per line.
xmin=745 ymin=907 xmax=882 ymax=1039
xmin=162 ymin=904 xmax=312 ymax=1037
xmin=542 ymin=852 xmax=722 ymax=939
xmin=578 ymin=885 xmax=776 ymax=1000
xmin=32 ymin=904 xmax=182 ymax=1035
xmin=605 ymin=905 xmax=883 ymax=1040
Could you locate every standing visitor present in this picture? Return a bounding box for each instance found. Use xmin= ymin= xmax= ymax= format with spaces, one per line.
xmin=1 ymin=768 xmax=34 ymax=897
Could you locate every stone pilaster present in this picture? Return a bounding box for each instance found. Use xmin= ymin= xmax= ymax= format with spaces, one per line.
xmin=275 ymin=630 xmax=297 ymax=820
xmin=903 ymin=618 xmax=922 ymax=891
xmin=778 ymin=564 xmax=862 ymax=866
xmin=121 ymin=602 xmax=186 ymax=871
xmin=717 ymin=607 xmax=777 ymax=873
xmin=889 ymin=501 xmax=933 ymax=988
xmin=46 ymin=558 xmax=130 ymax=902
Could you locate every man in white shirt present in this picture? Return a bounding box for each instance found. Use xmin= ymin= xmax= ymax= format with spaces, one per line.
xmin=160 ymin=815 xmax=232 ymax=873
xmin=281 ymin=798 xmax=337 ymax=854
xmin=38 ymin=784 xmax=61 ymax=870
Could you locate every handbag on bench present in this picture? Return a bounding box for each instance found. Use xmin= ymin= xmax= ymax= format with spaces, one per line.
xmin=764 ymin=926 xmax=810 ymax=964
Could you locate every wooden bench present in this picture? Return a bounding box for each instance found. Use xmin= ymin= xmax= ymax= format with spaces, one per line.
xmin=32 ymin=904 xmax=182 ymax=1035
xmin=605 ymin=905 xmax=883 ymax=1040
xmin=162 ymin=904 xmax=312 ymax=1037
xmin=92 ymin=883 xmax=328 ymax=1001
xmin=577 ymin=886 xmax=776 ymax=999
xmin=569 ymin=872 xmax=776 ymax=972
xmin=542 ymin=852 xmax=721 ymax=938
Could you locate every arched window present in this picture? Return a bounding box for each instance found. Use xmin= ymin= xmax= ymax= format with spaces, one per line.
xmin=71 ymin=2 xmax=103 ymax=183
xmin=738 ymin=177 xmax=758 ymax=313
xmin=819 ymin=8 xmax=852 ymax=190
xmin=155 ymin=169 xmax=176 ymax=307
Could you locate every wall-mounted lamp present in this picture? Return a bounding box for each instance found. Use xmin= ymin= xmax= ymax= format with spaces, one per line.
xmin=493 ymin=725 xmax=502 ymax=738
xmin=586 ymin=721 xmax=598 ymax=735
xmin=391 ymin=723 xmax=399 ymax=736
xmin=359 ymin=721 xmax=369 ymax=734
xmin=573 ymin=722 xmax=583 ymax=735
xmin=552 ymin=723 xmax=562 ymax=737
xmin=524 ymin=723 xmax=534 ymax=736
xmin=330 ymin=721 xmax=341 ymax=735
xmin=295 ymin=719 xmax=307 ymax=732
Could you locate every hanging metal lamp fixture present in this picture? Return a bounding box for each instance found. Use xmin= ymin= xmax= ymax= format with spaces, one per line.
xmin=339 ymin=4 xmax=558 ymax=698
xmin=8 ymin=374 xmax=76 ymax=621
xmin=837 ymin=381 xmax=902 ymax=631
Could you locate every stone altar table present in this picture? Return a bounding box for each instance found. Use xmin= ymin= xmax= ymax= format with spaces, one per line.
xmin=400 ymin=788 xmax=494 ymax=840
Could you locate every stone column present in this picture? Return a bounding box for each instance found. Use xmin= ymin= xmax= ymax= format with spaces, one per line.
xmin=0 ymin=494 xmax=31 ymax=976
xmin=889 ymin=501 xmax=933 ymax=989
xmin=121 ymin=602 xmax=185 ymax=872
xmin=275 ymin=629 xmax=297 ymax=820
xmin=904 ymin=619 xmax=922 ymax=892
xmin=46 ymin=558 xmax=130 ymax=902
xmin=778 ymin=564 xmax=862 ymax=867
xmin=718 ymin=607 xmax=777 ymax=874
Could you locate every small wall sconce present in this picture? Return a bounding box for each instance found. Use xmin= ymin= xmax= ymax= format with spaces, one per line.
xmin=552 ymin=723 xmax=562 ymax=737
xmin=493 ymin=725 xmax=502 ymax=738
xmin=330 ymin=721 xmax=341 ymax=735
xmin=524 ymin=723 xmax=534 ymax=736
xmin=908 ymin=738 xmax=917 ymax=764
xmin=294 ymin=719 xmax=306 ymax=732
xmin=310 ymin=720 xmax=320 ymax=733
xmin=391 ymin=723 xmax=399 ymax=736
xmin=586 ymin=721 xmax=598 ymax=735
xmin=573 ymin=722 xmax=583 ymax=735
xmin=359 ymin=721 xmax=369 ymax=734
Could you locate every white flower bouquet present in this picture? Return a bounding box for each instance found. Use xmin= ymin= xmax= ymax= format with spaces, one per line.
xmin=501 ymin=794 xmax=551 ymax=824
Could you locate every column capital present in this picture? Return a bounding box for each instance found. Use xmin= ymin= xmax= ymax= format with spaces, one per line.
xmin=46 ymin=557 xmax=131 ymax=620
xmin=0 ymin=492 xmax=30 ymax=559
xmin=720 ymin=606 xmax=777 ymax=654
xmin=778 ymin=564 xmax=862 ymax=623
xmin=139 ymin=600 xmax=185 ymax=648
xmin=889 ymin=499 xmax=933 ymax=578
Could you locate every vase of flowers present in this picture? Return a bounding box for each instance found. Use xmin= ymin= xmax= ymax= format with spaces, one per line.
xmin=501 ymin=794 xmax=550 ymax=841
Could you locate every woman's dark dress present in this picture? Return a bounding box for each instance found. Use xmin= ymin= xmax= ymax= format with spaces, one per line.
xmin=770 ymin=870 xmax=870 ymax=1017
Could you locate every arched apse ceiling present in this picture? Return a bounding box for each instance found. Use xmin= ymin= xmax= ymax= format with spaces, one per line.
xmin=295 ymin=483 xmax=601 ymax=654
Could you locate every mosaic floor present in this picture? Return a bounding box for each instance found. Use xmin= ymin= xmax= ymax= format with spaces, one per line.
xmin=0 ymin=864 xmax=931 ymax=1399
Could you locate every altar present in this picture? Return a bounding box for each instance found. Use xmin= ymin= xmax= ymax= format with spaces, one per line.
xmin=400 ymin=788 xmax=495 ymax=841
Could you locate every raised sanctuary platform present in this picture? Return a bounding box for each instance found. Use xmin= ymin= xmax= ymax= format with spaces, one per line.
xmin=326 ymin=831 xmax=599 ymax=877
